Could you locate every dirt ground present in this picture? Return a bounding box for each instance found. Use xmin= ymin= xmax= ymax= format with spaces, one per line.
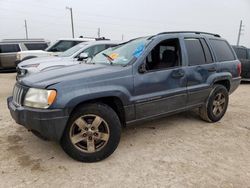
xmin=0 ymin=73 xmax=250 ymax=188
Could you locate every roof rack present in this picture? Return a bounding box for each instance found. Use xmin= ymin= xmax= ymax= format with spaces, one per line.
xmin=157 ymin=31 xmax=221 ymax=37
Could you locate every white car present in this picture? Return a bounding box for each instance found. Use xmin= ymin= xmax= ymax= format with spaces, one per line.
xmin=17 ymin=40 xmax=120 ymax=79
xmin=15 ymin=37 xmax=104 ymax=64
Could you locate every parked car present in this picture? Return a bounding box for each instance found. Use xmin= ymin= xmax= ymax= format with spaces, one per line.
xmin=15 ymin=38 xmax=95 ymax=64
xmin=7 ymin=31 xmax=241 ymax=162
xmin=0 ymin=39 xmax=49 ymax=71
xmin=16 ymin=40 xmax=120 ymax=79
xmin=232 ymin=45 xmax=250 ymax=81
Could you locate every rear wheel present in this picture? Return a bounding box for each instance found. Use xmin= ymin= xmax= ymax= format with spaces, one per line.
xmin=60 ymin=103 xmax=121 ymax=162
xmin=199 ymin=85 xmax=229 ymax=122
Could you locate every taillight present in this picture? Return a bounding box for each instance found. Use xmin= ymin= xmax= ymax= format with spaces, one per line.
xmin=237 ymin=63 xmax=242 ymax=77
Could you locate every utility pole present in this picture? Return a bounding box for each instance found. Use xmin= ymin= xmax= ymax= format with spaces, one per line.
xmin=66 ymin=7 xmax=75 ymax=38
xmin=97 ymin=28 xmax=101 ymax=38
xmin=122 ymin=34 xmax=124 ymax=41
xmin=237 ymin=20 xmax=244 ymax=46
xmin=24 ymin=19 xmax=28 ymax=39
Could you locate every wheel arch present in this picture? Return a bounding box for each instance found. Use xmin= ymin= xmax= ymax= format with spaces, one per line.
xmin=213 ymin=79 xmax=231 ymax=91
xmin=68 ymin=96 xmax=126 ymax=127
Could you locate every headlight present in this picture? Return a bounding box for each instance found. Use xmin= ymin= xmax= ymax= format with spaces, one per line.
xmin=24 ymin=88 xmax=57 ymax=109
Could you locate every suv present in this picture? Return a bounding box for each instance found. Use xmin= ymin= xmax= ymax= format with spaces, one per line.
xmin=232 ymin=45 xmax=250 ymax=81
xmin=15 ymin=37 xmax=110 ymax=64
xmin=7 ymin=31 xmax=241 ymax=162
xmin=0 ymin=39 xmax=49 ymax=71
xmin=16 ymin=41 xmax=119 ymax=79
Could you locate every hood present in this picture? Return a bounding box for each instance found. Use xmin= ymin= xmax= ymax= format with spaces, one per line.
xmin=19 ymin=63 xmax=127 ymax=88
xmin=19 ymin=56 xmax=65 ymax=67
xmin=19 ymin=56 xmax=76 ymax=72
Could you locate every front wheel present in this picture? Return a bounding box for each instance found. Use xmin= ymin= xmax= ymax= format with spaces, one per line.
xmin=60 ymin=103 xmax=121 ymax=162
xmin=199 ymin=85 xmax=229 ymax=122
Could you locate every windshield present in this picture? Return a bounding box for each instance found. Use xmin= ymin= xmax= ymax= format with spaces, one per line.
xmin=91 ymin=37 xmax=150 ymax=65
xmin=47 ymin=40 xmax=83 ymax=52
xmin=59 ymin=43 xmax=87 ymax=57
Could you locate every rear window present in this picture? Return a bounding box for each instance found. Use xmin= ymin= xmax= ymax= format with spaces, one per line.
xmin=24 ymin=43 xmax=48 ymax=50
xmin=0 ymin=44 xmax=20 ymax=53
xmin=184 ymin=38 xmax=206 ymax=66
xmin=209 ymin=39 xmax=235 ymax=62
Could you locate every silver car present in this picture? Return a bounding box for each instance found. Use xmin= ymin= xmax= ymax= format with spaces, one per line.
xmin=17 ymin=40 xmax=119 ymax=79
xmin=0 ymin=39 xmax=49 ymax=71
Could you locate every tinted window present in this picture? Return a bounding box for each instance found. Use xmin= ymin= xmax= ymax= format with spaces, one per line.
xmin=234 ymin=48 xmax=247 ymax=59
xmin=24 ymin=43 xmax=48 ymax=50
xmin=48 ymin=40 xmax=83 ymax=52
xmin=0 ymin=44 xmax=20 ymax=53
xmin=209 ymin=39 xmax=235 ymax=61
xmin=185 ymin=38 xmax=206 ymax=66
xmin=248 ymin=49 xmax=250 ymax=60
xmin=200 ymin=39 xmax=213 ymax=63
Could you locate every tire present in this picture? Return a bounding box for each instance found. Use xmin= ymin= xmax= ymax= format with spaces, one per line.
xmin=60 ymin=103 xmax=121 ymax=162
xmin=199 ymin=84 xmax=229 ymax=123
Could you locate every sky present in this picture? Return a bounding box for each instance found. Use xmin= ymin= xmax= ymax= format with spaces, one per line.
xmin=0 ymin=0 xmax=249 ymax=46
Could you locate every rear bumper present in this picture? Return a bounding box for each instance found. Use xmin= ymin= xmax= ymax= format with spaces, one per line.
xmin=7 ymin=97 xmax=69 ymax=141
xmin=230 ymin=77 xmax=241 ymax=94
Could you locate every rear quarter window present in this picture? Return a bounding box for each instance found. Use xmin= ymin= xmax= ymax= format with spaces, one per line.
xmin=209 ymin=39 xmax=235 ymax=62
xmin=0 ymin=44 xmax=20 ymax=53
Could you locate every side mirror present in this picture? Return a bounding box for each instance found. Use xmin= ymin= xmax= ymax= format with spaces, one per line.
xmin=138 ymin=63 xmax=147 ymax=74
xmin=78 ymin=52 xmax=89 ymax=61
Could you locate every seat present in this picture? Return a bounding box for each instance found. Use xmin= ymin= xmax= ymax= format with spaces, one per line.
xmin=152 ymin=49 xmax=177 ymax=69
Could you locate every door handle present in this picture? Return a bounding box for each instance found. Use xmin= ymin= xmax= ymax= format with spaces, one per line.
xmin=207 ymin=67 xmax=216 ymax=72
xmin=172 ymin=70 xmax=185 ymax=79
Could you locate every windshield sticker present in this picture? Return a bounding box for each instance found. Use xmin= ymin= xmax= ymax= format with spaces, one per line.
xmin=110 ymin=53 xmax=119 ymax=60
xmin=133 ymin=44 xmax=145 ymax=58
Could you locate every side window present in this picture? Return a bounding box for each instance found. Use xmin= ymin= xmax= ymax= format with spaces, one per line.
xmin=145 ymin=38 xmax=181 ymax=71
xmin=200 ymin=39 xmax=213 ymax=63
xmin=184 ymin=38 xmax=206 ymax=66
xmin=209 ymin=39 xmax=235 ymax=62
xmin=0 ymin=44 xmax=20 ymax=53
xmin=24 ymin=43 xmax=48 ymax=50
xmin=82 ymin=47 xmax=95 ymax=57
xmin=93 ymin=45 xmax=106 ymax=56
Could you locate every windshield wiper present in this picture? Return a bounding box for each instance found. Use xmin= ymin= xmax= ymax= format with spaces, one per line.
xmin=102 ymin=53 xmax=114 ymax=65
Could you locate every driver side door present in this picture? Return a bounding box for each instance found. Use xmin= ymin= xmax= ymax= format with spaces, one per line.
xmin=133 ymin=38 xmax=188 ymax=120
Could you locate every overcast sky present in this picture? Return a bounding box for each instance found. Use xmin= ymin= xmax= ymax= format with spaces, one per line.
xmin=0 ymin=0 xmax=249 ymax=46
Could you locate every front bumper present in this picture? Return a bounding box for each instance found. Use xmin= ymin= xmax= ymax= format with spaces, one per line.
xmin=7 ymin=97 xmax=69 ymax=141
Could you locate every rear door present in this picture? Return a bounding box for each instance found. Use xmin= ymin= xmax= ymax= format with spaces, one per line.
xmin=0 ymin=44 xmax=21 ymax=68
xmin=183 ymin=37 xmax=216 ymax=107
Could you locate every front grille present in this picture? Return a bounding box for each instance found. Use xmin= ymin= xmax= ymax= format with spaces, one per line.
xmin=12 ymin=84 xmax=28 ymax=106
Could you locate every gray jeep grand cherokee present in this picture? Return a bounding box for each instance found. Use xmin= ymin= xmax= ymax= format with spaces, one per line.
xmin=7 ymin=31 xmax=241 ymax=162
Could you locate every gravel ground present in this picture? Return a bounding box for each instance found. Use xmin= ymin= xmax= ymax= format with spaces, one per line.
xmin=0 ymin=73 xmax=250 ymax=188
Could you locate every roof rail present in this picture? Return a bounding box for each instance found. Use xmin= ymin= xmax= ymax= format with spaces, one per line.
xmin=157 ymin=31 xmax=221 ymax=37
